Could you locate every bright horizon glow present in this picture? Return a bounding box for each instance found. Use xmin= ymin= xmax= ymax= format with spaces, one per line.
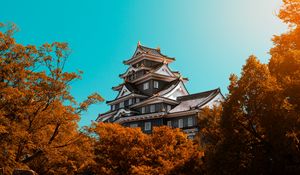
xmin=1 ymin=0 xmax=287 ymax=126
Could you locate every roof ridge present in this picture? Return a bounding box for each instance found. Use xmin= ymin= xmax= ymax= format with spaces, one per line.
xmin=139 ymin=44 xmax=159 ymax=51
xmin=177 ymin=88 xmax=220 ymax=101
xmin=106 ymin=92 xmax=148 ymax=104
xmin=156 ymin=80 xmax=181 ymax=96
xmin=196 ymin=89 xmax=220 ymax=108
xmin=137 ymin=43 xmax=173 ymax=59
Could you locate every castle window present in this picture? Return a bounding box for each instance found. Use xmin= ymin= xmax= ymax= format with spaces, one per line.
xmin=136 ymin=98 xmax=140 ymax=103
xmin=154 ymin=81 xmax=159 ymax=88
xmin=188 ymin=117 xmax=193 ymax=127
xmin=143 ymin=82 xmax=149 ymax=90
xmin=120 ymin=101 xmax=124 ymax=108
xmin=167 ymin=105 xmax=171 ymax=112
xmin=178 ymin=119 xmax=183 ymax=128
xmin=141 ymin=107 xmax=145 ymax=114
xmin=150 ymin=104 xmax=155 ymax=113
xmin=167 ymin=121 xmax=172 ymax=127
xmin=145 ymin=122 xmax=151 ymax=131
xmin=128 ymin=99 xmax=132 ymax=105
xmin=111 ymin=105 xmax=115 ymax=111
xmin=130 ymin=123 xmax=138 ymax=128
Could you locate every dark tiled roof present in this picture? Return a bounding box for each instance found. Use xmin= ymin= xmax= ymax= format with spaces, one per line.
xmin=106 ymin=92 xmax=148 ymax=104
xmin=138 ymin=45 xmax=174 ymax=60
xmin=151 ymin=63 xmax=165 ymax=71
xmin=108 ymin=83 xmax=148 ymax=103
xmin=177 ymin=88 xmax=220 ymax=101
xmin=124 ymin=83 xmax=139 ymax=93
xmin=156 ymin=80 xmax=181 ymax=96
xmin=169 ymin=88 xmax=222 ymax=113
xmin=98 ymin=110 xmax=116 ymax=117
xmin=112 ymin=82 xmax=141 ymax=93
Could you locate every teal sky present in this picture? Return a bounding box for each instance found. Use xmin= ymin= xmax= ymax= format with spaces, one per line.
xmin=2 ymin=0 xmax=286 ymax=126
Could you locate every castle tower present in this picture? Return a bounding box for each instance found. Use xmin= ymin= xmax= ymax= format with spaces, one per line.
xmin=97 ymin=42 xmax=224 ymax=138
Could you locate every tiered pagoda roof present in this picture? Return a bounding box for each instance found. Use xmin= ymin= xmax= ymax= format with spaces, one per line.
xmin=97 ymin=42 xmax=224 ymax=132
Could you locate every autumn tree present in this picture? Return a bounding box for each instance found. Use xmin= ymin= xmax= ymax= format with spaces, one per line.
xmin=200 ymin=1 xmax=300 ymax=173
xmin=89 ymin=123 xmax=204 ymax=175
xmin=196 ymin=106 xmax=223 ymax=150
xmin=269 ymin=0 xmax=300 ymax=112
xmin=0 ymin=23 xmax=103 ymax=174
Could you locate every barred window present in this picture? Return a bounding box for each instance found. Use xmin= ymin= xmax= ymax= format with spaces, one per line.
xmin=145 ymin=122 xmax=151 ymax=131
xmin=130 ymin=123 xmax=138 ymax=128
xmin=154 ymin=81 xmax=159 ymax=88
xmin=150 ymin=104 xmax=155 ymax=113
xmin=143 ymin=82 xmax=149 ymax=90
xmin=178 ymin=119 xmax=183 ymax=128
xmin=141 ymin=107 xmax=145 ymax=114
xmin=188 ymin=117 xmax=193 ymax=127
xmin=167 ymin=121 xmax=172 ymax=127
xmin=120 ymin=101 xmax=124 ymax=108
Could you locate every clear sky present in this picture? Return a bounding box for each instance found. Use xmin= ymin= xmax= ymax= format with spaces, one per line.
xmin=2 ymin=0 xmax=286 ymax=126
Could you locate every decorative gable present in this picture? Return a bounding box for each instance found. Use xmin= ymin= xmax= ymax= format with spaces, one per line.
xmin=120 ymin=67 xmax=137 ymax=78
xmin=201 ymin=93 xmax=224 ymax=109
xmin=163 ymin=81 xmax=189 ymax=100
xmin=132 ymin=47 xmax=144 ymax=58
xmin=113 ymin=109 xmax=132 ymax=121
xmin=154 ymin=64 xmax=174 ymax=77
xmin=116 ymin=85 xmax=131 ymax=98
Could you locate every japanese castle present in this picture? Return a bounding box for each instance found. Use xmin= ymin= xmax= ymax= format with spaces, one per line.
xmin=97 ymin=42 xmax=224 ymax=138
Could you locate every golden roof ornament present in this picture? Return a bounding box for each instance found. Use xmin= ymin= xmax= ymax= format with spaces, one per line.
xmin=163 ymin=58 xmax=168 ymax=64
xmin=156 ymin=46 xmax=160 ymax=52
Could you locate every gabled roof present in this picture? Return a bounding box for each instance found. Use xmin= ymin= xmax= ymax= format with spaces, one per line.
xmin=112 ymin=82 xmax=139 ymax=91
xmin=151 ymin=64 xmax=188 ymax=82
xmin=106 ymin=93 xmax=148 ymax=105
xmin=156 ymin=80 xmax=181 ymax=96
xmin=124 ymin=83 xmax=139 ymax=92
xmin=128 ymin=80 xmax=188 ymax=108
xmin=112 ymin=108 xmax=139 ymax=121
xmin=108 ymin=83 xmax=148 ymax=104
xmin=137 ymin=45 xmax=168 ymax=58
xmin=116 ymin=85 xmax=131 ymax=98
xmin=159 ymin=80 xmax=189 ymax=100
xmin=119 ymin=66 xmax=151 ymax=78
xmin=152 ymin=64 xmax=176 ymax=77
xmin=169 ymin=88 xmax=223 ymax=114
xmin=130 ymin=96 xmax=180 ymax=108
xmin=177 ymin=88 xmax=221 ymax=101
xmin=97 ymin=107 xmax=140 ymax=122
xmin=124 ymin=42 xmax=175 ymax=65
xmin=96 ymin=110 xmax=116 ymax=122
xmin=134 ymin=41 xmax=173 ymax=59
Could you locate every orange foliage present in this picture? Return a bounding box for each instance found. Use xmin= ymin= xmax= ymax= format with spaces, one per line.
xmin=0 ymin=23 xmax=103 ymax=174
xmin=200 ymin=1 xmax=300 ymax=174
xmin=89 ymin=123 xmax=204 ymax=175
